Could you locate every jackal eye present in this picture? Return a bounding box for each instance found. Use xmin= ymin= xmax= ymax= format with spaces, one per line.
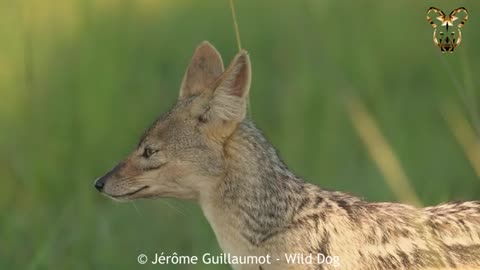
xmin=197 ymin=106 xmax=210 ymax=124
xmin=142 ymin=147 xmax=158 ymax=159
xmin=198 ymin=114 xmax=208 ymax=123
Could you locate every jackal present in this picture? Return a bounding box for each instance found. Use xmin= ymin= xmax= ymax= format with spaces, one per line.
xmin=94 ymin=41 xmax=480 ymax=270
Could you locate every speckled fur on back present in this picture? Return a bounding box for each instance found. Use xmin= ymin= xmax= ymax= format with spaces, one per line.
xmin=95 ymin=42 xmax=480 ymax=270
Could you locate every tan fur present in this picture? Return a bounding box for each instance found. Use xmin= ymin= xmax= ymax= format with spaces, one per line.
xmin=95 ymin=41 xmax=480 ymax=270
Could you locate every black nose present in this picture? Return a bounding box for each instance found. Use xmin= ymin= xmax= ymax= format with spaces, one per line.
xmin=94 ymin=177 xmax=105 ymax=191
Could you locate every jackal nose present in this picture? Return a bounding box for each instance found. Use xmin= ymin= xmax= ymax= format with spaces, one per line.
xmin=94 ymin=177 xmax=105 ymax=191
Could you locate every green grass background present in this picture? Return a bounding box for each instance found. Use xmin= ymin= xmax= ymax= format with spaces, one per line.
xmin=0 ymin=0 xmax=479 ymax=269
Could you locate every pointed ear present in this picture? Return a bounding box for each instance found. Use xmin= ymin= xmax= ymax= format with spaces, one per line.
xmin=179 ymin=41 xmax=224 ymax=99
xmin=209 ymin=50 xmax=251 ymax=122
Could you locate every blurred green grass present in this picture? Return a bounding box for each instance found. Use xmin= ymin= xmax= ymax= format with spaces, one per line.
xmin=0 ymin=0 xmax=479 ymax=269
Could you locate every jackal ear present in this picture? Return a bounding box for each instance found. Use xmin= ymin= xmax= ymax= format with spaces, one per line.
xmin=179 ymin=41 xmax=224 ymax=99
xmin=210 ymin=50 xmax=251 ymax=122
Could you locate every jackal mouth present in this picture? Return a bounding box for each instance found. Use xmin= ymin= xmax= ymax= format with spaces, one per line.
xmin=110 ymin=185 xmax=150 ymax=198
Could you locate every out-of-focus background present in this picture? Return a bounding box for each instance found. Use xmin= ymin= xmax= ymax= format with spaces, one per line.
xmin=1 ymin=0 xmax=479 ymax=269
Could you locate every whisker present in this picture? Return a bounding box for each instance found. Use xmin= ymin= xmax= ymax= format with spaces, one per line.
xmin=123 ymin=177 xmax=158 ymax=184
xmin=131 ymin=202 xmax=144 ymax=217
xmin=161 ymin=200 xmax=188 ymax=217
xmin=117 ymin=172 xmax=144 ymax=182
xmin=117 ymin=178 xmax=193 ymax=217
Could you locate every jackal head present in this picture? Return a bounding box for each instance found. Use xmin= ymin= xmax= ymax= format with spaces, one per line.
xmin=94 ymin=41 xmax=251 ymax=201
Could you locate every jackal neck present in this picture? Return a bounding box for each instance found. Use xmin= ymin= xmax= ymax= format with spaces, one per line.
xmin=212 ymin=120 xmax=309 ymax=246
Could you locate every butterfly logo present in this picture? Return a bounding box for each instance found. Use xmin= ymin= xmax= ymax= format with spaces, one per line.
xmin=426 ymin=7 xmax=469 ymax=53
